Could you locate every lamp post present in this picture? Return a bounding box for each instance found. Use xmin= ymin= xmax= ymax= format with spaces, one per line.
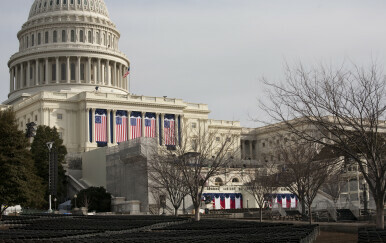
xmin=74 ymin=194 xmax=78 ymax=209
xmin=46 ymin=142 xmax=54 ymax=213
xmin=54 ymin=198 xmax=57 ymax=211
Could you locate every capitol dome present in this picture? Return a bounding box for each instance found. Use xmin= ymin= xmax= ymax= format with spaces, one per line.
xmin=7 ymin=0 xmax=130 ymax=102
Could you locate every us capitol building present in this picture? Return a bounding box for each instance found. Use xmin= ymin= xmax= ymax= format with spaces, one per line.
xmin=2 ymin=0 xmax=369 ymax=215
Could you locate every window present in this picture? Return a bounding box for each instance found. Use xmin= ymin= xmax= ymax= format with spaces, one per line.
xmin=61 ymin=63 xmax=66 ymax=80
xmin=79 ymin=30 xmax=84 ymax=42
xmin=57 ymin=0 xmax=60 ymax=4
xmin=26 ymin=36 xmax=29 ymax=48
xmin=50 ymin=0 xmax=53 ymax=6
xmin=52 ymin=64 xmax=56 ymax=81
xmin=57 ymin=114 xmax=63 ymax=120
xmin=63 ymin=0 xmax=66 ymax=4
xmin=80 ymin=63 xmax=85 ymax=80
xmin=32 ymin=34 xmax=35 ymax=46
xmin=70 ymin=63 xmax=75 ymax=80
xmin=35 ymin=115 xmax=38 ymax=121
xmin=262 ymin=142 xmax=265 ymax=147
xmin=71 ymin=0 xmax=74 ymax=4
xmin=30 ymin=67 xmax=33 ymax=79
xmin=53 ymin=31 xmax=57 ymax=43
xmin=214 ymin=177 xmax=223 ymax=186
xmin=191 ymin=122 xmax=197 ymax=128
xmin=96 ymin=32 xmax=100 ymax=44
xmin=232 ymin=178 xmax=239 ymax=183
xmin=88 ymin=30 xmax=92 ymax=43
xmin=38 ymin=33 xmax=41 ymax=45
xmin=45 ymin=31 xmax=49 ymax=43
xmin=71 ymin=30 xmax=75 ymax=42
xmin=78 ymin=0 xmax=80 ymax=4
xmin=62 ymin=30 xmax=66 ymax=42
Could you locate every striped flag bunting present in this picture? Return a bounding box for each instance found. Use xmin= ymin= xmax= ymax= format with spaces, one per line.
xmin=116 ymin=110 xmax=128 ymax=143
xmin=130 ymin=111 xmax=142 ymax=139
xmin=164 ymin=114 xmax=175 ymax=145
xmin=145 ymin=113 xmax=156 ymax=138
xmin=95 ymin=109 xmax=107 ymax=142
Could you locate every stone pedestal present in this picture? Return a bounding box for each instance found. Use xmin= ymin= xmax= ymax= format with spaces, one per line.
xmin=111 ymin=197 xmax=141 ymax=214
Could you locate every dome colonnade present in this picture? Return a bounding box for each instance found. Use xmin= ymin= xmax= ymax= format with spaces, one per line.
xmin=8 ymin=0 xmax=130 ymax=100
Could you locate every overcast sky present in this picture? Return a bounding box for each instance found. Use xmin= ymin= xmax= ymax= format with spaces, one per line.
xmin=1 ymin=0 xmax=386 ymax=127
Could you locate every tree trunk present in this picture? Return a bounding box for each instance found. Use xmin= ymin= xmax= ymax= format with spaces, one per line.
xmin=194 ymin=205 xmax=200 ymax=221
xmin=301 ymin=200 xmax=306 ymax=216
xmin=174 ymin=207 xmax=178 ymax=216
xmin=308 ymin=204 xmax=312 ymax=225
xmin=260 ymin=207 xmax=263 ymax=222
xmin=375 ymin=199 xmax=385 ymax=229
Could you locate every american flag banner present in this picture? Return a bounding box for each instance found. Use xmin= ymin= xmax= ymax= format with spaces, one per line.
xmin=130 ymin=111 xmax=142 ymax=139
xmin=144 ymin=113 xmax=156 ymax=138
xmin=116 ymin=110 xmax=128 ymax=143
xmin=164 ymin=114 xmax=175 ymax=145
xmin=95 ymin=109 xmax=107 ymax=142
xmin=123 ymin=66 xmax=130 ymax=78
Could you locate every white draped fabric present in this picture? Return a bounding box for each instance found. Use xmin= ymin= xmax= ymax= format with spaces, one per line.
xmin=235 ymin=197 xmax=242 ymax=209
xmin=215 ymin=197 xmax=221 ymax=209
xmin=225 ymin=197 xmax=231 ymax=209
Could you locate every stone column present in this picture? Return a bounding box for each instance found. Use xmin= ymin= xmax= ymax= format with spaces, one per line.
xmin=86 ymin=108 xmax=90 ymax=143
xmin=26 ymin=61 xmax=31 ymax=87
xmin=66 ymin=56 xmax=70 ymax=83
xmin=118 ymin=64 xmax=122 ymax=88
xmin=160 ymin=113 xmax=165 ymax=145
xmin=45 ymin=58 xmax=49 ymax=84
xmin=91 ymin=108 xmax=95 ymax=143
xmin=113 ymin=62 xmax=117 ymax=86
xmin=141 ymin=112 xmax=145 ymax=137
xmin=76 ymin=56 xmax=81 ymax=83
xmin=97 ymin=58 xmax=101 ymax=84
xmin=9 ymin=69 xmax=13 ymax=92
xmin=87 ymin=57 xmax=91 ymax=84
xmin=93 ymin=61 xmax=97 ymax=84
xmin=127 ymin=110 xmax=131 ymax=140
xmin=35 ymin=59 xmax=39 ymax=86
xmin=107 ymin=110 xmax=111 ymax=145
xmin=106 ymin=60 xmax=111 ymax=86
xmin=112 ymin=110 xmax=117 ymax=144
xmin=15 ymin=66 xmax=19 ymax=90
xmin=56 ymin=57 xmax=59 ymax=83
xmin=20 ymin=63 xmax=25 ymax=89
xmin=241 ymin=140 xmax=246 ymax=160
xmin=175 ymin=115 xmax=179 ymax=145
xmin=155 ymin=113 xmax=160 ymax=143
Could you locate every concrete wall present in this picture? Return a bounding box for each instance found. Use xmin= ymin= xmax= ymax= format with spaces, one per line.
xmin=82 ymin=147 xmax=107 ymax=188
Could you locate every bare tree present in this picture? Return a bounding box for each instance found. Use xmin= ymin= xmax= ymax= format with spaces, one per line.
xmin=243 ymin=162 xmax=278 ymax=222
xmin=321 ymin=171 xmax=346 ymax=209
xmin=148 ymin=154 xmax=189 ymax=216
xmin=261 ymin=62 xmax=386 ymax=229
xmin=158 ymin=123 xmax=240 ymax=221
xmin=279 ymin=142 xmax=336 ymax=224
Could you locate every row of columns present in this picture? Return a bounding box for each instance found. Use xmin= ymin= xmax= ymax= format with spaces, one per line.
xmin=9 ymin=57 xmax=129 ymax=92
xmin=86 ymin=109 xmax=183 ymax=146
xmin=241 ymin=140 xmax=255 ymax=160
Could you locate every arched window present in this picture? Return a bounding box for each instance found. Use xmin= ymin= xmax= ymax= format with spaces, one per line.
xmin=57 ymin=0 xmax=60 ymax=5
xmin=215 ymin=177 xmax=223 ymax=186
xmin=232 ymin=178 xmax=239 ymax=183
xmin=50 ymin=0 xmax=53 ymax=6
xmin=71 ymin=0 xmax=74 ymax=4
xmin=71 ymin=30 xmax=75 ymax=42
xmin=38 ymin=33 xmax=41 ymax=45
xmin=26 ymin=36 xmax=29 ymax=48
xmin=78 ymin=0 xmax=81 ymax=4
xmin=31 ymin=34 xmax=35 ymax=46
xmin=62 ymin=30 xmax=66 ymax=42
xmin=70 ymin=63 xmax=75 ymax=80
xmin=61 ymin=63 xmax=66 ymax=80
xmin=53 ymin=31 xmax=57 ymax=43
xmin=52 ymin=64 xmax=56 ymax=81
xmin=80 ymin=63 xmax=85 ymax=80
xmin=63 ymin=0 xmax=67 ymax=4
xmin=79 ymin=30 xmax=84 ymax=42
